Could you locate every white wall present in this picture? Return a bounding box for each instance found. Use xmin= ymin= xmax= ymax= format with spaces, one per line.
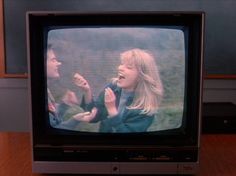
xmin=0 ymin=79 xmax=236 ymax=131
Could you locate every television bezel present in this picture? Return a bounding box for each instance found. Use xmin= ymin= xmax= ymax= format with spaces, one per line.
xmin=27 ymin=11 xmax=204 ymax=148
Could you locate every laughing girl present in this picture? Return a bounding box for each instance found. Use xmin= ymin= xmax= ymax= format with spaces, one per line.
xmin=75 ymin=48 xmax=163 ymax=132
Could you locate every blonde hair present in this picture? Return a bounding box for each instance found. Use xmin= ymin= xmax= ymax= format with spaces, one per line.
xmin=114 ymin=48 xmax=163 ymax=115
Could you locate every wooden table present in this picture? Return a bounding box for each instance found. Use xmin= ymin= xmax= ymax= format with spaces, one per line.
xmin=1 ymin=132 xmax=236 ymax=176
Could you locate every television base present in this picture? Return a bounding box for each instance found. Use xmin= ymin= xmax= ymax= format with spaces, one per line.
xmin=32 ymin=161 xmax=199 ymax=175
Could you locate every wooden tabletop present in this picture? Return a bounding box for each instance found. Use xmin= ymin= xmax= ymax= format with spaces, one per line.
xmin=0 ymin=132 xmax=236 ymax=176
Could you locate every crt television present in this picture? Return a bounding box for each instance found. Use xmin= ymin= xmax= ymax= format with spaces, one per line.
xmin=27 ymin=12 xmax=204 ymax=175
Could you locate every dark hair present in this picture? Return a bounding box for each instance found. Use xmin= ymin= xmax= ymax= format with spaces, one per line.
xmin=47 ymin=43 xmax=52 ymax=50
xmin=45 ymin=44 xmax=53 ymax=60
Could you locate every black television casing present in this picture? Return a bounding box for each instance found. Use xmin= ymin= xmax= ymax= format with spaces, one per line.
xmin=27 ymin=12 xmax=204 ymax=175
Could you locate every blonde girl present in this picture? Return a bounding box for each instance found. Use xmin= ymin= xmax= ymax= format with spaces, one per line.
xmin=75 ymin=48 xmax=163 ymax=132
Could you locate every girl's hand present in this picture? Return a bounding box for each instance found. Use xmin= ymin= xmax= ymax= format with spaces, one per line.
xmin=73 ymin=107 xmax=97 ymax=122
xmin=73 ymin=73 xmax=91 ymax=92
xmin=62 ymin=90 xmax=79 ymax=106
xmin=104 ymin=87 xmax=118 ymax=117
xmin=73 ymin=73 xmax=92 ymax=103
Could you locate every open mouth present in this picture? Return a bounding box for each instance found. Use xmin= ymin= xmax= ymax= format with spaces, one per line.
xmin=118 ymin=73 xmax=125 ymax=80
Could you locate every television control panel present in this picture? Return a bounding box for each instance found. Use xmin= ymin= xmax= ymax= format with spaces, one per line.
xmin=34 ymin=146 xmax=198 ymax=162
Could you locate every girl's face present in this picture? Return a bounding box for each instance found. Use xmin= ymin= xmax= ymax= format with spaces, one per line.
xmin=47 ymin=49 xmax=61 ymax=78
xmin=117 ymin=60 xmax=139 ymax=91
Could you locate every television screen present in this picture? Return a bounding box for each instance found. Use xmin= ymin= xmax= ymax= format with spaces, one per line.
xmin=28 ymin=12 xmax=203 ymax=147
xmin=47 ymin=26 xmax=185 ymax=133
